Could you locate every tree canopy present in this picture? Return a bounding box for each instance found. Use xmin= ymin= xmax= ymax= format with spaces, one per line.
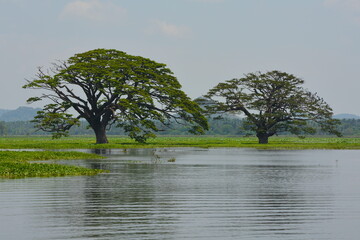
xmin=204 ymin=70 xmax=341 ymax=143
xmin=23 ymin=49 xmax=208 ymax=143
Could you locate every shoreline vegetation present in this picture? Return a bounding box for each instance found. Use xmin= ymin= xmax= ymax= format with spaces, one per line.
xmin=1 ymin=135 xmax=360 ymax=179
xmin=0 ymin=150 xmax=107 ymax=179
xmin=0 ymin=135 xmax=360 ymax=150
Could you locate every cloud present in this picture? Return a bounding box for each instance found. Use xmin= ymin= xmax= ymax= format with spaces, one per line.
xmin=59 ymin=0 xmax=126 ymax=22
xmin=147 ymin=20 xmax=191 ymax=38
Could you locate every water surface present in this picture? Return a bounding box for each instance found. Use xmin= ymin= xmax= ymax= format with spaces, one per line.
xmin=1 ymin=148 xmax=360 ymax=239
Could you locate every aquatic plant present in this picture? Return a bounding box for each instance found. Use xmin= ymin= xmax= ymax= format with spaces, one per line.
xmin=0 ymin=150 xmax=107 ymax=179
xmin=0 ymin=161 xmax=105 ymax=178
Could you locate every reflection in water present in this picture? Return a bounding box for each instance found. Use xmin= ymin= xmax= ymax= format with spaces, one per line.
xmin=0 ymin=148 xmax=360 ymax=239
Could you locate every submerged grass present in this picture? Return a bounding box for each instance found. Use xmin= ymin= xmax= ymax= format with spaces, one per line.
xmin=0 ymin=150 xmax=107 ymax=179
xmin=0 ymin=135 xmax=360 ymax=150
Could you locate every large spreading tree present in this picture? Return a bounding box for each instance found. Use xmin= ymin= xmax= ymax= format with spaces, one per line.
xmin=23 ymin=49 xmax=208 ymax=143
xmin=204 ymin=70 xmax=341 ymax=144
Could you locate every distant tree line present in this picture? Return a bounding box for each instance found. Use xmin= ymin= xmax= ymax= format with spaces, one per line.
xmin=1 ymin=118 xmax=360 ymax=137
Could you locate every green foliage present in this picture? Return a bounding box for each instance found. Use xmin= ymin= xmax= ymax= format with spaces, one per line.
xmin=0 ymin=161 xmax=105 ymax=178
xmin=24 ymin=49 xmax=208 ymax=143
xmin=0 ymin=151 xmax=106 ymax=178
xmin=338 ymin=119 xmax=360 ymax=135
xmin=33 ymin=105 xmax=80 ymax=139
xmin=0 ymin=151 xmax=104 ymax=161
xmin=205 ymin=70 xmax=341 ymax=143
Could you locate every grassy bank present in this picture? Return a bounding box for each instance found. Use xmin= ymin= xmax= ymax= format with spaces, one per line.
xmin=0 ymin=150 xmax=107 ymax=179
xmin=0 ymin=135 xmax=360 ymax=149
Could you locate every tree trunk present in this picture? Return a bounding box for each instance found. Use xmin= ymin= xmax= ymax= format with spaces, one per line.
xmin=93 ymin=124 xmax=109 ymax=144
xmin=256 ymin=132 xmax=269 ymax=144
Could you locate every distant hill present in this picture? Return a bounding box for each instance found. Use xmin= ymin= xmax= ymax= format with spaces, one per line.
xmin=0 ymin=106 xmax=41 ymax=122
xmin=0 ymin=109 xmax=10 ymax=116
xmin=333 ymin=113 xmax=360 ymax=119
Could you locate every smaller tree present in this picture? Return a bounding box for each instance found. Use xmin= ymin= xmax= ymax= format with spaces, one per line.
xmin=204 ymin=70 xmax=341 ymax=144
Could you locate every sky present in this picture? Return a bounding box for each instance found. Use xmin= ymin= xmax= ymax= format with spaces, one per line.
xmin=1 ymin=0 xmax=359 ymax=115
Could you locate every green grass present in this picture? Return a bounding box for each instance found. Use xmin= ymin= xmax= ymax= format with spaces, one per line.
xmin=0 ymin=151 xmax=104 ymax=161
xmin=0 ymin=135 xmax=360 ymax=149
xmin=0 ymin=161 xmax=106 ymax=179
xmin=0 ymin=150 xmax=107 ymax=179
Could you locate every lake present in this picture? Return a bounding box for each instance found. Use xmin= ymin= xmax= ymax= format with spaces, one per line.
xmin=1 ymin=148 xmax=360 ymax=239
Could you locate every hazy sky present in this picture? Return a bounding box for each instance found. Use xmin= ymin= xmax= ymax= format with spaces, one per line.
xmin=1 ymin=0 xmax=359 ymax=115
